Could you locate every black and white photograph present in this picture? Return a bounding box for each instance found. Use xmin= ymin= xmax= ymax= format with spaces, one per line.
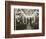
xmin=14 ymin=8 xmax=39 ymax=30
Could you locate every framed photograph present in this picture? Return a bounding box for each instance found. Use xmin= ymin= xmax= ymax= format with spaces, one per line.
xmin=5 ymin=1 xmax=45 ymax=38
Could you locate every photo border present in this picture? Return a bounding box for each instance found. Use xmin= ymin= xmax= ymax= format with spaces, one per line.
xmin=5 ymin=1 xmax=45 ymax=38
xmin=11 ymin=5 xmax=42 ymax=34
